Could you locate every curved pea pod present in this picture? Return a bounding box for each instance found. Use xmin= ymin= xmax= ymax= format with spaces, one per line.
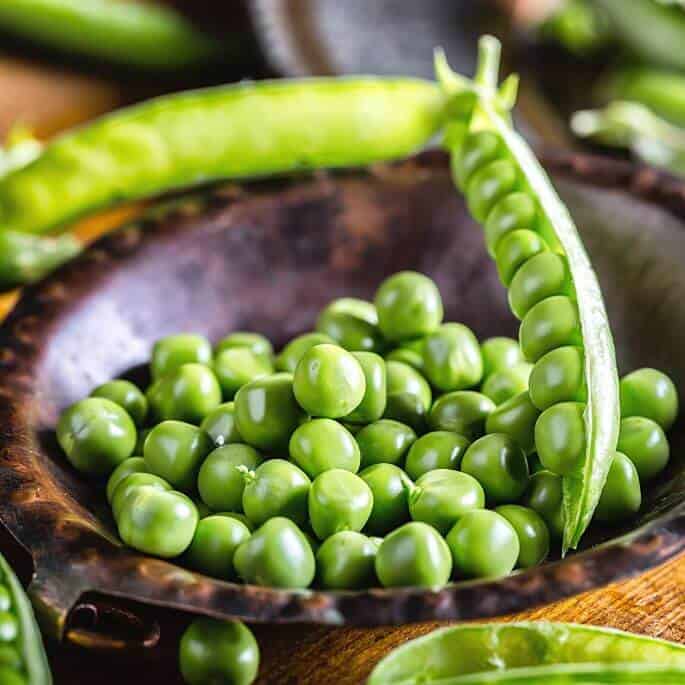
xmin=0 ymin=78 xmax=445 ymax=238
xmin=368 ymin=622 xmax=685 ymax=685
xmin=0 ymin=552 xmax=52 ymax=684
xmin=438 ymin=37 xmax=620 ymax=553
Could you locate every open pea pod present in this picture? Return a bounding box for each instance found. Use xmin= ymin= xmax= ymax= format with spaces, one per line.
xmin=368 ymin=622 xmax=685 ymax=685
xmin=437 ymin=36 xmax=620 ymax=553
xmin=0 ymin=551 xmax=52 ymax=684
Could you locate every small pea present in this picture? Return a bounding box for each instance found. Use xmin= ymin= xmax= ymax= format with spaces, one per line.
xmin=422 ymin=323 xmax=483 ymax=392
xmin=275 ymin=332 xmax=335 ymax=373
xmin=594 ymin=452 xmax=642 ymax=524
xmin=519 ymin=296 xmax=581 ymax=362
xmin=480 ymin=336 xmax=525 ymax=377
xmin=428 ymin=391 xmax=496 ymax=439
xmin=106 ymin=456 xmax=147 ymax=504
xmin=385 ymin=347 xmax=424 ymax=371
xmin=620 ymin=368 xmax=679 ymax=431
xmin=360 ymin=463 xmax=412 ymax=535
xmin=483 ymin=192 xmax=537 ymax=256
xmin=111 ymin=472 xmax=172 ymax=522
xmin=524 ymin=470 xmax=565 ymax=539
xmin=215 ymin=512 xmax=254 ymax=531
xmin=481 ymin=363 xmax=532 ymax=406
xmin=374 ymin=271 xmax=443 ymax=342
xmin=465 ymin=159 xmax=518 ymax=222
xmin=91 ymin=379 xmax=148 ymax=426
xmin=198 ymin=444 xmax=262 ymax=512
xmin=617 ymin=416 xmax=670 ymax=481
xmin=0 ymin=588 xmax=10 ymax=613
xmin=289 ymin=418 xmax=360 ymax=478
xmin=215 ymin=331 xmax=273 ymax=360
xmin=0 ymin=612 xmax=18 ymax=642
xmin=461 ymin=434 xmax=530 ymax=504
xmin=200 ymin=401 xmax=242 ymax=447
xmin=151 ymin=333 xmax=212 ymax=380
xmin=495 ymin=229 xmax=547 ymax=286
xmin=383 ymin=392 xmax=428 ymax=433
xmin=404 ymin=431 xmax=470 ymax=480
xmin=535 ymin=402 xmax=586 ymax=476
xmin=485 ymin=391 xmax=540 ymax=454
xmin=495 ymin=504 xmax=550 ymax=568
xmin=447 ymin=509 xmax=519 ymax=579
xmin=529 ymin=346 xmax=586 ymax=411
xmin=386 ymin=360 xmax=432 ymax=411
xmin=355 ymin=419 xmax=417 ymax=468
xmin=452 ymin=130 xmax=502 ymax=189
xmin=316 ymin=297 xmax=384 ymax=353
xmin=213 ymin=348 xmax=274 ymax=399
xmin=509 ymin=252 xmax=571 ymax=320
xmin=344 ymin=352 xmax=387 ymax=424
xmin=316 ymin=531 xmax=378 ymax=590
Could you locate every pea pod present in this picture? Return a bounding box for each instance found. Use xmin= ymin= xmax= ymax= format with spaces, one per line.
xmin=0 ymin=0 xmax=222 ymax=70
xmin=437 ymin=36 xmax=619 ymax=553
xmin=0 ymin=78 xmax=445 ymax=237
xmin=0 ymin=552 xmax=52 ymax=684
xmin=368 ymin=622 xmax=685 ymax=685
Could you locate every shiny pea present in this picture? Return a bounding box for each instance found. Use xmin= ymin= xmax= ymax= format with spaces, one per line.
xmin=428 ymin=391 xmax=496 ymax=439
xmin=535 ymin=402 xmax=586 ymax=476
xmin=519 ymin=295 xmax=581 ymax=362
xmin=451 ymin=130 xmax=502 ymax=189
xmin=91 ymin=379 xmax=148 ymax=426
xmin=215 ymin=512 xmax=254 ymax=531
xmin=316 ymin=297 xmax=384 ymax=353
xmin=345 ymin=352 xmax=387 ymax=424
xmin=356 ymin=419 xmax=417 ymax=468
xmin=422 ymin=323 xmax=483 ymax=392
xmin=215 ymin=331 xmax=273 ymax=360
xmin=617 ymin=416 xmax=670 ymax=481
xmin=385 ymin=347 xmax=424 ymax=371
xmin=620 ymin=368 xmax=679 ymax=430
xmin=184 ymin=515 xmax=251 ymax=579
xmin=316 ymin=531 xmax=378 ymax=590
xmin=199 ymin=401 xmax=242 ymax=447
xmin=106 ymin=456 xmax=147 ymax=504
xmin=151 ymin=333 xmax=211 ymax=381
xmin=461 ymin=434 xmax=530 ymax=504
xmin=495 ymin=229 xmax=547 ymax=286
xmin=213 ymin=348 xmax=273 ymax=399
xmin=289 ymin=418 xmax=360 ymax=477
xmin=483 ymin=192 xmax=537 ymax=256
xmin=360 ymin=463 xmax=412 ymax=535
xmin=111 ymin=472 xmax=172 ymax=521
xmin=595 ymin=452 xmax=642 ymax=524
xmin=383 ymin=392 xmax=427 ymax=433
xmin=480 ymin=336 xmax=525 ymax=377
xmin=529 ymin=346 xmax=586 ymax=410
xmin=495 ymin=504 xmax=550 ymax=568
xmin=481 ymin=363 xmax=532 ymax=406
xmin=524 ymin=470 xmax=565 ymax=539
xmin=0 ymin=588 xmax=10 ymax=613
xmin=275 ymin=332 xmax=335 ymax=373
xmin=466 ymin=159 xmax=518 ymax=223
xmin=404 ymin=431 xmax=470 ymax=480
xmin=508 ymin=252 xmax=571 ymax=320
xmin=485 ymin=391 xmax=540 ymax=454
xmin=0 ymin=612 xmax=18 ymax=642
xmin=386 ymin=360 xmax=432 ymax=411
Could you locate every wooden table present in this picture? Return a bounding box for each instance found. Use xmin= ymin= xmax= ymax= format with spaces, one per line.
xmin=2 ymin=43 xmax=685 ymax=685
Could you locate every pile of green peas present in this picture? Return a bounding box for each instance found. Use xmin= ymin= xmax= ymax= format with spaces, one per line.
xmin=56 ymin=271 xmax=678 ymax=590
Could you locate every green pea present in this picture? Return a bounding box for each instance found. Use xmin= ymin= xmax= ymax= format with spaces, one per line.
xmin=595 ymin=452 xmax=642 ymax=524
xmin=422 ymin=323 xmax=483 ymax=392
xmin=383 ymin=392 xmax=427 ymax=433
xmin=428 ymin=391 xmax=496 ymax=439
xmin=0 ymin=644 xmax=21 ymax=670
xmin=620 ymin=368 xmax=679 ymax=430
xmin=466 ymin=159 xmax=518 ymax=223
xmin=57 ymin=397 xmax=136 ymax=476
xmin=451 ymin=130 xmax=502 ymax=189
xmin=447 ymin=509 xmax=519 ymax=579
xmin=275 ymin=332 xmax=334 ymax=373
xmin=495 ymin=504 xmax=550 ymax=568
xmin=148 ymin=363 xmax=222 ymax=424
xmin=481 ymin=363 xmax=532 ymax=406
xmin=184 ymin=515 xmax=251 ymax=579
xmin=485 ymin=391 xmax=540 ymax=455
xmin=179 ymin=619 xmax=259 ymax=685
xmin=213 ymin=348 xmax=273 ymax=399
xmin=143 ymin=420 xmax=212 ymax=491
xmin=91 ymin=379 xmax=148 ymax=426
xmin=0 ymin=612 xmax=18 ymax=642
xmin=483 ymin=192 xmax=537 ymax=256
xmin=535 ymin=401 xmax=586 ymax=476
xmin=618 ymin=416 xmax=670 ymax=481
xmin=234 ymin=373 xmax=304 ymax=451
xmin=519 ymin=296 xmax=581 ymax=362
xmin=197 ymin=444 xmax=262 ymax=512
xmin=356 ymin=419 xmax=417 ymax=468
xmin=316 ymin=297 xmax=384 ymax=353
xmin=386 ymin=360 xmax=432 ymax=410
xmin=106 ymin=456 xmax=147 ymax=503
xmin=215 ymin=512 xmax=254 ymax=532
xmin=529 ymin=346 xmax=586 ymax=410
xmin=509 ymin=252 xmax=571 ymax=320
xmin=360 ymin=463 xmax=412 ymax=535
xmin=233 ymin=517 xmax=315 ymax=589
xmin=293 ymin=344 xmax=366 ymax=418
xmin=0 ymin=587 xmax=10 ymax=612
xmin=524 ymin=470 xmax=565 ymax=539
xmin=316 ymin=531 xmax=378 ymax=590
xmin=385 ymin=347 xmax=424 ymax=372
xmin=117 ymin=486 xmax=198 ymax=558
xmin=344 ymin=352 xmax=387 ymax=424
xmin=215 ymin=331 xmax=273 ymax=360
xmin=495 ymin=229 xmax=547 ymax=286
xmin=375 ymin=521 xmax=452 ymax=588
xmin=481 ymin=336 xmax=525 ymax=377
xmin=404 ymin=431 xmax=470 ymax=480
xmin=375 ymin=271 xmax=443 ymax=342
xmin=461 ymin=434 xmax=530 ymax=504
xmin=199 ymin=401 xmax=242 ymax=447
xmin=111 ymin=472 xmax=172 ymax=521
xmin=288 ymin=418 xmax=360 ymax=478
xmin=308 ymin=470 xmax=373 ymax=539
xmin=151 ymin=333 xmax=212 ymax=380
xmin=242 ymin=459 xmax=310 ymax=529
xmin=409 ymin=469 xmax=485 ymax=534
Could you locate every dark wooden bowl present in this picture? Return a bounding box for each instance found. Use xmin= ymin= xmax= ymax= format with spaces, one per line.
xmin=1 ymin=151 xmax=685 ymax=646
